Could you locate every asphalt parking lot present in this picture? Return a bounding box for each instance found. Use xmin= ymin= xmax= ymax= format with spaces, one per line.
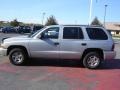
xmin=0 ymin=33 xmax=120 ymax=90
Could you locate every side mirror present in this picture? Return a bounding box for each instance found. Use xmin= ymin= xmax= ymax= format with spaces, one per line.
xmin=40 ymin=33 xmax=45 ymax=39
xmin=40 ymin=32 xmax=48 ymax=39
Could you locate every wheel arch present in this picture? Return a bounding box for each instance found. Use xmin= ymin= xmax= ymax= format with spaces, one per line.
xmin=7 ymin=45 xmax=29 ymax=57
xmin=82 ymin=48 xmax=104 ymax=60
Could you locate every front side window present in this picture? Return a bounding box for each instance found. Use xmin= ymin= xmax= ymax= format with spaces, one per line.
xmin=63 ymin=27 xmax=84 ymax=39
xmin=86 ymin=28 xmax=108 ymax=40
xmin=42 ymin=27 xmax=59 ymax=39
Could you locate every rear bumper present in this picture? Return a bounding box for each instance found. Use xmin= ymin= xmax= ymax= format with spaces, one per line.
xmin=0 ymin=48 xmax=7 ymax=56
xmin=104 ymin=51 xmax=116 ymax=60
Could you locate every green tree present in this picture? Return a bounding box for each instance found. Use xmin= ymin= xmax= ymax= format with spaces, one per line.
xmin=0 ymin=21 xmax=10 ymax=27
xmin=10 ymin=19 xmax=20 ymax=27
xmin=91 ymin=17 xmax=102 ymax=26
xmin=45 ymin=15 xmax=58 ymax=26
xmin=0 ymin=21 xmax=3 ymax=26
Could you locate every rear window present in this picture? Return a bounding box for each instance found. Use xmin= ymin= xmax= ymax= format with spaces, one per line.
xmin=86 ymin=28 xmax=108 ymax=40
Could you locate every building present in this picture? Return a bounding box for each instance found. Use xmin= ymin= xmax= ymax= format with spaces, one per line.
xmin=105 ymin=22 xmax=120 ymax=36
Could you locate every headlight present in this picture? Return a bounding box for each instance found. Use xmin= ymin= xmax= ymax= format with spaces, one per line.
xmin=1 ymin=38 xmax=6 ymax=44
xmin=1 ymin=40 xmax=4 ymax=44
xmin=1 ymin=37 xmax=9 ymax=44
xmin=0 ymin=42 xmax=6 ymax=48
xmin=0 ymin=37 xmax=9 ymax=49
xmin=0 ymin=44 xmax=5 ymax=49
xmin=0 ymin=44 xmax=3 ymax=48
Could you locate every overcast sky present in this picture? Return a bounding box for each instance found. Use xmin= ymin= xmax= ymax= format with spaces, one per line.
xmin=0 ymin=0 xmax=119 ymax=24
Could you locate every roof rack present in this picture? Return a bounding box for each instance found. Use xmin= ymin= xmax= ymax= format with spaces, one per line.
xmin=90 ymin=25 xmax=104 ymax=27
xmin=62 ymin=24 xmax=88 ymax=27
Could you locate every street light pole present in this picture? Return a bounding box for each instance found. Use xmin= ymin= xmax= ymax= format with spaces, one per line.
xmin=42 ymin=12 xmax=46 ymax=25
xmin=104 ymin=5 xmax=108 ymax=27
xmin=89 ymin=0 xmax=93 ymax=25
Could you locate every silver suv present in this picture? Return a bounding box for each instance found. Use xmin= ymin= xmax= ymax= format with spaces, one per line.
xmin=0 ymin=25 xmax=116 ymax=69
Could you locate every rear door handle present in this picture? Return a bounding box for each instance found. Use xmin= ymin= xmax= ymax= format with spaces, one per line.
xmin=54 ymin=42 xmax=59 ymax=45
xmin=81 ymin=43 xmax=87 ymax=46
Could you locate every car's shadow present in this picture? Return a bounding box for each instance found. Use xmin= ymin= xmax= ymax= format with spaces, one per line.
xmin=26 ymin=59 xmax=83 ymax=68
xmin=26 ymin=59 xmax=120 ymax=70
xmin=100 ymin=59 xmax=120 ymax=70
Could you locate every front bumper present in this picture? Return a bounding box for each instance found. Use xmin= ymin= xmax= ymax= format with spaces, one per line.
xmin=0 ymin=48 xmax=7 ymax=56
xmin=104 ymin=51 xmax=116 ymax=60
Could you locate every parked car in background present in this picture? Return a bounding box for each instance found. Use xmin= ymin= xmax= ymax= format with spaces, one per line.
xmin=0 ymin=27 xmax=3 ymax=32
xmin=2 ymin=27 xmax=17 ymax=33
xmin=17 ymin=26 xmax=31 ymax=33
xmin=29 ymin=25 xmax=44 ymax=36
xmin=31 ymin=25 xmax=43 ymax=33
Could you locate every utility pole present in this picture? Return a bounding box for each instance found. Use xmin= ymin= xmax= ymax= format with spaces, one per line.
xmin=104 ymin=5 xmax=108 ymax=27
xmin=89 ymin=0 xmax=93 ymax=25
xmin=42 ymin=12 xmax=46 ymax=25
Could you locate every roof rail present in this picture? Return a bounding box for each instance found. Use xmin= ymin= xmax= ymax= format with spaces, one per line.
xmin=90 ymin=25 xmax=104 ymax=27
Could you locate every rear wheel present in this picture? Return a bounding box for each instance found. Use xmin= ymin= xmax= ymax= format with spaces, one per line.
xmin=9 ymin=48 xmax=27 ymax=65
xmin=83 ymin=52 xmax=101 ymax=69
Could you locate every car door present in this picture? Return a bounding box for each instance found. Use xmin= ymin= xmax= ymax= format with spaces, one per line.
xmin=29 ymin=27 xmax=60 ymax=59
xmin=60 ymin=27 xmax=85 ymax=59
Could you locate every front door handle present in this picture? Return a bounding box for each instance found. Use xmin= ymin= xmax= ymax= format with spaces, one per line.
xmin=54 ymin=42 xmax=59 ymax=45
xmin=81 ymin=43 xmax=87 ymax=46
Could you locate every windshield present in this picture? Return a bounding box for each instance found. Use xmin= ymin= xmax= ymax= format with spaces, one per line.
xmin=28 ymin=27 xmax=45 ymax=38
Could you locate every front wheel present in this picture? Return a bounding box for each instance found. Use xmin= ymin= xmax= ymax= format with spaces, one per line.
xmin=9 ymin=48 xmax=27 ymax=65
xmin=83 ymin=52 xmax=101 ymax=69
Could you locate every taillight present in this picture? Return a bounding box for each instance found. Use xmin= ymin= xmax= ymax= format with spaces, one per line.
xmin=112 ymin=43 xmax=115 ymax=51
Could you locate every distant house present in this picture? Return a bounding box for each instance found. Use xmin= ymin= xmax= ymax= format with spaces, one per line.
xmin=105 ymin=22 xmax=120 ymax=36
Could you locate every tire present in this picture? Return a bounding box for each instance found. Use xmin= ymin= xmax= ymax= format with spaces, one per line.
xmin=9 ymin=48 xmax=27 ymax=66
xmin=83 ymin=52 xmax=101 ymax=69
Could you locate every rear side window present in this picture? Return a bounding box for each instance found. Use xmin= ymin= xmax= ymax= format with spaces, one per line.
xmin=86 ymin=28 xmax=108 ymax=40
xmin=63 ymin=27 xmax=84 ymax=39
